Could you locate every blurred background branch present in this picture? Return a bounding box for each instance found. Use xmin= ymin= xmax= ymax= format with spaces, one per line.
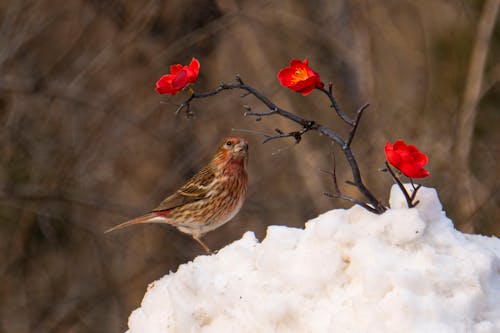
xmin=0 ymin=1 xmax=498 ymax=332
xmin=453 ymin=0 xmax=499 ymax=233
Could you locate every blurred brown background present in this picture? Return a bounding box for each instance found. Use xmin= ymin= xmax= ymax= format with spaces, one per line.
xmin=0 ymin=0 xmax=498 ymax=332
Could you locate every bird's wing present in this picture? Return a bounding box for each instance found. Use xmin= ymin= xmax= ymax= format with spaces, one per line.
xmin=152 ymin=164 xmax=216 ymax=212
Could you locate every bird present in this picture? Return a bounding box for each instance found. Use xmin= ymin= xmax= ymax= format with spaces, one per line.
xmin=105 ymin=137 xmax=249 ymax=253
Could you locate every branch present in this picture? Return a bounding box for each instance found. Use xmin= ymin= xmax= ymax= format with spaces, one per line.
xmin=174 ymin=75 xmax=386 ymax=214
xmin=243 ymin=104 xmax=277 ymax=121
xmin=317 ymin=84 xmax=354 ymax=126
xmin=317 ymin=124 xmax=382 ymax=209
xmin=384 ymin=162 xmax=420 ymax=208
xmin=346 ymin=103 xmax=369 ymax=147
xmin=323 ymin=192 xmax=380 ymax=214
xmin=321 ymin=152 xmax=381 ymax=214
xmin=262 ymin=125 xmax=313 ymax=144
xmin=409 ymin=179 xmax=421 ymax=206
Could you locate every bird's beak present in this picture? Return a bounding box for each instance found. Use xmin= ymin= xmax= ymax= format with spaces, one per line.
xmin=234 ymin=141 xmax=248 ymax=156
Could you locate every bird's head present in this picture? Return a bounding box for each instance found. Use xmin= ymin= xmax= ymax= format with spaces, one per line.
xmin=219 ymin=137 xmax=248 ymax=160
xmin=212 ymin=137 xmax=249 ymax=171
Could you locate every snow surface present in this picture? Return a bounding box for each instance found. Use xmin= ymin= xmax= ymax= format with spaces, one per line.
xmin=125 ymin=186 xmax=500 ymax=333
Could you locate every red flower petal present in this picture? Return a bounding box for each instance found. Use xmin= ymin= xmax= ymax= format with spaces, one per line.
xmin=277 ymin=67 xmax=298 ymax=86
xmin=385 ymin=140 xmax=429 ymax=178
xmin=155 ymin=57 xmax=200 ymax=95
xmin=155 ymin=74 xmax=175 ymax=94
xmin=170 ymin=64 xmax=183 ymax=75
xmin=290 ymin=59 xmax=308 ymax=68
xmin=411 ymin=151 xmax=428 ymax=167
xmin=392 ymin=140 xmax=407 ymax=150
xmin=189 ymin=58 xmax=200 ymax=73
xmin=295 ymin=76 xmax=321 ymax=96
xmin=277 ymin=58 xmax=323 ymax=96
xmin=171 ymin=69 xmax=188 ymax=90
xmin=185 ymin=57 xmax=200 ymax=83
xmin=400 ymin=162 xmax=430 ymax=178
xmin=384 ymin=141 xmax=401 ymax=167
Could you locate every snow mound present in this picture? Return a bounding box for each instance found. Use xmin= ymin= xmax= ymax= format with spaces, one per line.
xmin=126 ymin=186 xmax=500 ymax=333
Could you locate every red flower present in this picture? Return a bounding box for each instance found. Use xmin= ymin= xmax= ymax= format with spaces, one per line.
xmin=277 ymin=59 xmax=324 ymax=96
xmin=385 ymin=140 xmax=430 ymax=178
xmin=155 ymin=57 xmax=200 ymax=95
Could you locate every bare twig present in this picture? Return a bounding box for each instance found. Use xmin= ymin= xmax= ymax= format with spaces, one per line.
xmin=410 ymin=188 xmax=421 ymax=206
xmin=243 ymin=104 xmax=277 ymax=120
xmin=262 ymin=121 xmax=316 ymax=144
xmin=321 ymin=152 xmax=381 ymax=213
xmin=317 ymin=85 xmax=354 ymax=125
xmin=346 ymin=103 xmax=369 ymax=147
xmin=384 ymin=162 xmax=420 ymax=208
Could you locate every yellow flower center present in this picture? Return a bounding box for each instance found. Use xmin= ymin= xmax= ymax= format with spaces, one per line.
xmin=292 ymin=68 xmax=309 ymax=83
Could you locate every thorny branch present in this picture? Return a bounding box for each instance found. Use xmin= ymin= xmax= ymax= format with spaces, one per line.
xmin=176 ymin=75 xmax=386 ymax=214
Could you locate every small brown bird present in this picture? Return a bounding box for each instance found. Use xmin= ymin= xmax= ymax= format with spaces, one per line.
xmin=106 ymin=137 xmax=249 ymax=253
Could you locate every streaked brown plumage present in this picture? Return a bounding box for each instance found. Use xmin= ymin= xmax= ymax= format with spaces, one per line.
xmin=105 ymin=137 xmax=248 ymax=253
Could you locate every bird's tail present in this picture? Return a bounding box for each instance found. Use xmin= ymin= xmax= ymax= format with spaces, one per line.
xmin=105 ymin=213 xmax=165 ymax=233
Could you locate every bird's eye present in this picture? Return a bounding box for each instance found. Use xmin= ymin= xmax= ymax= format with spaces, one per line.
xmin=226 ymin=141 xmax=232 ymax=146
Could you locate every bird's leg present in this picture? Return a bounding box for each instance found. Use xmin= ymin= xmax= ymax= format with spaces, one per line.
xmin=192 ymin=235 xmax=211 ymax=254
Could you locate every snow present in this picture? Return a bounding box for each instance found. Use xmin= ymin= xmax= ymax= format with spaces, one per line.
xmin=125 ymin=186 xmax=500 ymax=333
